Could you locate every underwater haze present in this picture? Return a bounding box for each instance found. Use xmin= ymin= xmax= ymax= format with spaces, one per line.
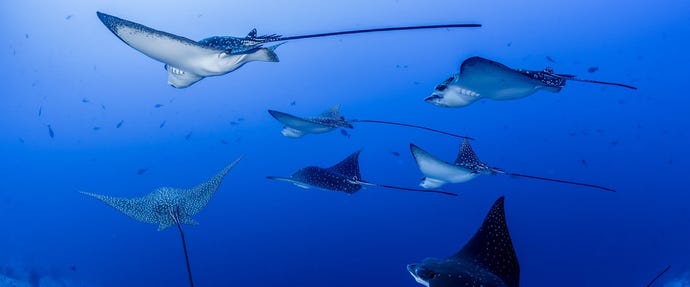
xmin=1 ymin=0 xmax=689 ymax=286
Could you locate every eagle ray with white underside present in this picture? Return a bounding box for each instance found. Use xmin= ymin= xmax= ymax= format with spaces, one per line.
xmin=267 ymin=150 xmax=457 ymax=197
xmin=268 ymin=105 xmax=472 ymax=139
xmin=97 ymin=11 xmax=480 ymax=88
xmin=410 ymin=139 xmax=616 ymax=192
xmin=408 ymin=196 xmax=520 ymax=287
xmin=425 ymin=56 xmax=637 ymax=108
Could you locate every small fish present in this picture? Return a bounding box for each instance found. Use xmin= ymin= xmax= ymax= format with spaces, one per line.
xmin=136 ymin=168 xmax=148 ymax=175
xmin=229 ymin=121 xmax=238 ymax=126
xmin=610 ymin=140 xmax=619 ymax=146
xmin=159 ymin=121 xmax=166 ymax=128
xmin=93 ymin=126 xmax=101 ymax=131
xmin=65 ymin=15 xmax=73 ymax=20
xmin=47 ymin=125 xmax=54 ymax=138
xmin=101 ymin=104 xmax=107 ymax=110
xmin=38 ymin=107 xmax=42 ymax=117
xmin=154 ymin=104 xmax=164 ymax=108
xmin=506 ymin=42 xmax=512 ymax=47
xmin=185 ymin=132 xmax=192 ymax=140
xmin=587 ymin=66 xmax=599 ymax=73
xmin=220 ymin=139 xmax=229 ymax=145
xmin=82 ymin=98 xmax=90 ymax=103
xmin=581 ymin=159 xmax=588 ymax=166
xmin=390 ymin=151 xmax=400 ymax=157
xmin=237 ymin=117 xmax=245 ymax=122
xmin=18 ymin=138 xmax=25 ymax=144
xmin=340 ymin=129 xmax=351 ymax=138
xmin=546 ymin=56 xmax=556 ymax=63
xmin=70 ymin=265 xmax=76 ymax=272
xmin=25 ymin=33 xmax=29 ymax=39
xmin=290 ymin=101 xmax=296 ymax=106
xmin=116 ymin=120 xmax=124 ymax=128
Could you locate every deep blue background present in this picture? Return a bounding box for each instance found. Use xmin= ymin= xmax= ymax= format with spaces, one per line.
xmin=1 ymin=1 xmax=689 ymax=286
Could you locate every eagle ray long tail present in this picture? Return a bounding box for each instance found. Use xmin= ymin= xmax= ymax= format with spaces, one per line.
xmin=358 ymin=180 xmax=458 ymax=197
xmin=350 ymin=119 xmax=473 ymax=140
xmin=552 ymin=73 xmax=637 ymax=90
xmin=172 ymin=210 xmax=195 ymax=287
xmin=568 ymin=77 xmax=638 ymax=90
xmin=377 ymin=183 xmax=458 ymax=197
xmin=646 ymin=265 xmax=671 ymax=287
xmin=269 ymin=24 xmax=481 ymax=42
xmin=500 ymin=171 xmax=616 ymax=192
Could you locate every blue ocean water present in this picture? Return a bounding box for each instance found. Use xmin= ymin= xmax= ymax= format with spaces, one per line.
xmin=1 ymin=0 xmax=689 ymax=286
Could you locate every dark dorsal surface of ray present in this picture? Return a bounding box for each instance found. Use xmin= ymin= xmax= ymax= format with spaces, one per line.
xmin=454 ymin=140 xmax=617 ymax=192
xmin=325 ymin=150 xmax=362 ymax=178
xmin=270 ymin=150 xmax=457 ymax=196
xmin=454 ymin=138 xmax=494 ymax=174
xmin=80 ymin=157 xmax=243 ymax=230
xmin=311 ymin=105 xmax=352 ymax=128
xmin=407 ymin=196 xmax=519 ymax=287
xmin=294 ymin=150 xmax=363 ymax=194
xmin=291 ymin=166 xmax=362 ymax=194
xmin=454 ymin=196 xmax=520 ymax=287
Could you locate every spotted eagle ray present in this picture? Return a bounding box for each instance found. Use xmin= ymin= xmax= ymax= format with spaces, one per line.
xmin=407 ymin=196 xmax=520 ymax=287
xmin=97 ymin=11 xmax=480 ymax=88
xmin=410 ymin=139 xmax=616 ymax=192
xmin=80 ymin=156 xmax=242 ymax=287
xmin=266 ymin=150 xmax=457 ymax=197
xmin=268 ymin=105 xmax=472 ymax=139
xmin=425 ymin=56 xmax=637 ymax=108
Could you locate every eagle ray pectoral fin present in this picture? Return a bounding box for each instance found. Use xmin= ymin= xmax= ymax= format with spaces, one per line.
xmin=79 ymin=191 xmax=154 ymax=224
xmin=157 ymin=222 xmax=175 ymax=231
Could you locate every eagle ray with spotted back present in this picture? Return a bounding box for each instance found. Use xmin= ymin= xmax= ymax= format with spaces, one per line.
xmin=97 ymin=12 xmax=280 ymax=88
xmin=268 ymin=105 xmax=472 ymax=139
xmin=267 ymin=150 xmax=457 ymax=197
xmin=410 ymin=139 xmax=616 ymax=192
xmin=80 ymin=156 xmax=242 ymax=230
xmin=97 ymin=11 xmax=480 ymax=88
xmin=408 ymin=196 xmax=520 ymax=287
xmin=268 ymin=105 xmax=352 ymax=138
xmin=425 ymin=56 xmax=636 ymax=108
